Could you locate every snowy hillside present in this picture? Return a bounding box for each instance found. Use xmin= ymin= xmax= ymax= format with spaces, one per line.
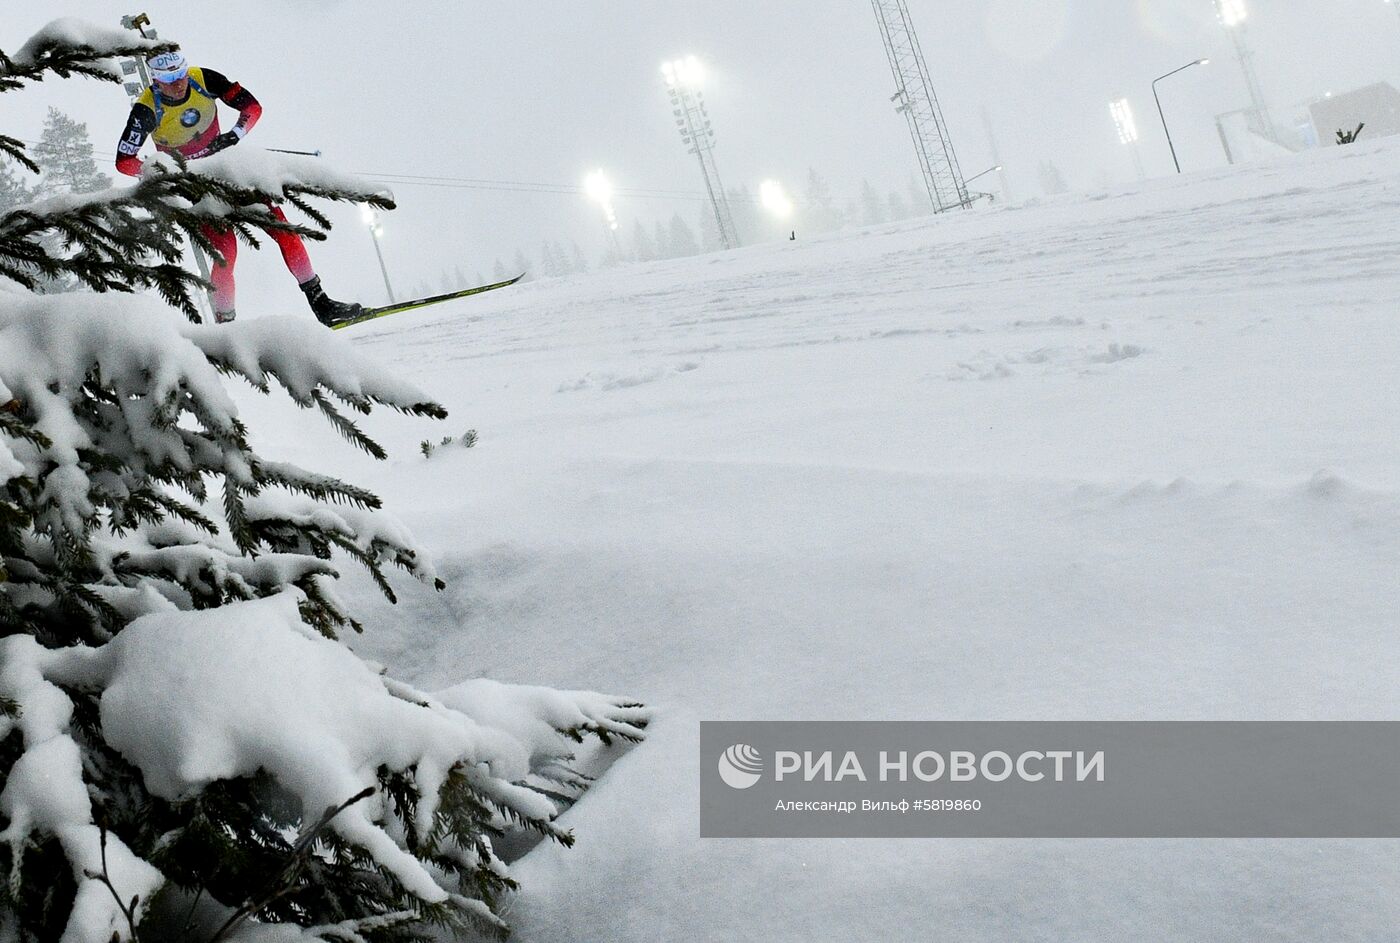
xmin=243 ymin=138 xmax=1400 ymax=941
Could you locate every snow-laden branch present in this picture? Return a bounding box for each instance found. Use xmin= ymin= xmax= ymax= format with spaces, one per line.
xmin=176 ymin=149 xmax=396 ymax=219
xmin=3 ymin=18 xmax=165 ymax=75
xmin=1 ymin=151 xmax=394 ymax=321
xmin=0 ymin=19 xmax=174 ymax=174
xmin=0 ymin=595 xmax=650 ymax=941
xmin=0 ymin=18 xmax=647 ymax=941
xmin=0 ymin=293 xmax=446 ymax=641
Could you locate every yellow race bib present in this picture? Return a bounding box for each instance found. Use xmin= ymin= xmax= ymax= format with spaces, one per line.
xmin=137 ymin=67 xmax=219 ymax=150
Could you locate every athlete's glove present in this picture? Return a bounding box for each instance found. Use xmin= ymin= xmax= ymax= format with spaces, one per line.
xmin=204 ymin=130 xmax=243 ymax=155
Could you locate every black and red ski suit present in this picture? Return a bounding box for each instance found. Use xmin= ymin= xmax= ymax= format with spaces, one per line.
xmin=115 ymin=69 xmax=316 ymax=316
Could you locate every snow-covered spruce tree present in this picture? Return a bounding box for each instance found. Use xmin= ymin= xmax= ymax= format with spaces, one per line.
xmin=32 ymin=108 xmax=110 ymax=197
xmin=667 ymin=213 xmax=700 ymax=258
xmin=568 ymin=242 xmax=588 ymax=275
xmin=0 ymin=160 xmax=33 ymax=215
xmin=858 ymin=179 xmax=886 ymax=227
xmin=0 ymin=20 xmax=645 ymax=943
xmin=24 ymin=107 xmax=109 ymax=295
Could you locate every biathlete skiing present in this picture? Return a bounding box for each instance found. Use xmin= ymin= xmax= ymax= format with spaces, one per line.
xmin=115 ymin=50 xmax=364 ymax=326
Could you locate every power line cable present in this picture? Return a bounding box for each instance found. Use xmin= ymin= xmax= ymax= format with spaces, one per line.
xmin=9 ymin=137 xmax=797 ymax=206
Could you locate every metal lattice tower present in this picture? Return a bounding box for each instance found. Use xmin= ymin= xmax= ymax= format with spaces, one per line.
xmin=871 ymin=0 xmax=970 ymax=213
xmin=1214 ymin=0 xmax=1279 ymax=144
xmin=663 ymin=57 xmax=740 ymax=251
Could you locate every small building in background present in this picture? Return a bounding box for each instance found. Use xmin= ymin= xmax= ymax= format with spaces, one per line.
xmin=1308 ymin=82 xmax=1400 ymax=147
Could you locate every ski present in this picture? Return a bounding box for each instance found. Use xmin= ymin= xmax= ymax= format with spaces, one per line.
xmin=329 ymin=274 xmax=525 ymax=330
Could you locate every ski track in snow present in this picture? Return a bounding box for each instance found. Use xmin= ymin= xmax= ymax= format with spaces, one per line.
xmin=237 ymin=138 xmax=1400 ymax=941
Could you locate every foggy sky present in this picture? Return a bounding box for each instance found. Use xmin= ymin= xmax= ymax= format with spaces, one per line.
xmin=7 ymin=1 xmax=1399 ymax=311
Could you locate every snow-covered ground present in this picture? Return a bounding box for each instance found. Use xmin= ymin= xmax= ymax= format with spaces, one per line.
xmin=241 ymin=138 xmax=1400 ymax=940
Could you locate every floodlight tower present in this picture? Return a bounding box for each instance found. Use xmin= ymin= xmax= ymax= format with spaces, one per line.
xmin=870 ymin=0 xmax=970 ymax=213
xmin=584 ymin=169 xmax=623 ymax=257
xmin=1110 ymin=98 xmax=1147 ymax=180
xmin=662 ymin=56 xmax=740 ymax=251
xmin=1214 ymin=0 xmax=1280 ymax=143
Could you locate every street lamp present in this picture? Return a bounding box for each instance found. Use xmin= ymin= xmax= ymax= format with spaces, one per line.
xmin=958 ymin=165 xmax=1004 ymax=204
xmin=963 ymin=165 xmax=1003 ymax=186
xmin=1153 ymin=59 xmax=1209 ymax=174
xmin=1109 ymin=98 xmax=1147 ymax=180
xmin=361 ymin=205 xmax=395 ymax=305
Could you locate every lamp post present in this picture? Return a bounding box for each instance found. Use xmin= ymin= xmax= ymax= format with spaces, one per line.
xmin=361 ymin=206 xmax=395 ymax=304
xmin=963 ymin=165 xmax=1003 ymax=187
xmin=959 ymin=165 xmax=1005 ymax=204
xmin=1153 ymin=59 xmax=1210 ymax=174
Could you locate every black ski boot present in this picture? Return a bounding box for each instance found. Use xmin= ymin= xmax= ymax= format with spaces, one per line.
xmin=300 ymin=276 xmax=365 ymax=327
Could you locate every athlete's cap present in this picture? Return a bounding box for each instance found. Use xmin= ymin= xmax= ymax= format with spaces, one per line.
xmin=147 ymin=51 xmax=188 ymax=83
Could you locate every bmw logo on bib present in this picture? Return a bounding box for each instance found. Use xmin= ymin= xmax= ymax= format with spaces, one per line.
xmin=180 ymin=107 xmax=201 ymax=128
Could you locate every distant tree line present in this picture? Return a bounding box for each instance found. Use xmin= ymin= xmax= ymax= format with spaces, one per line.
xmin=0 ymin=114 xmax=1045 ymax=293
xmin=460 ymin=167 xmax=964 ymax=290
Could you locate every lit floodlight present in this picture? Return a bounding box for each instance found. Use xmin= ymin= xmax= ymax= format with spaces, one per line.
xmin=1109 ymin=98 xmax=1139 ymax=144
xmin=662 ymin=55 xmax=704 ymax=88
xmin=584 ymin=169 xmax=614 ymax=206
xmin=360 ymin=205 xmax=376 ymax=225
xmin=584 ymin=169 xmax=619 ymax=231
xmin=679 ymin=55 xmax=703 ymax=86
xmin=1217 ymin=0 xmax=1247 ymax=27
xmin=759 ymin=179 xmax=794 ymax=218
